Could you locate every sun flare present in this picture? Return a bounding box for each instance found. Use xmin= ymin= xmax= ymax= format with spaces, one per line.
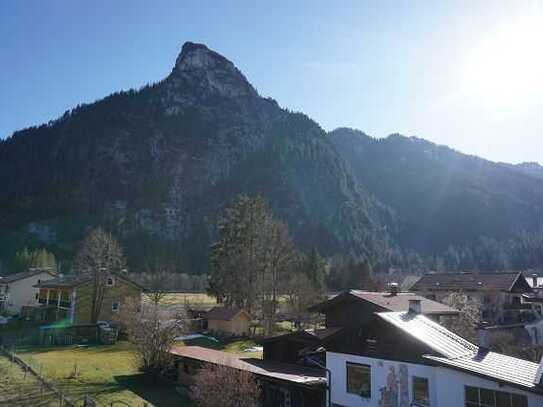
xmin=461 ymin=14 xmax=543 ymax=109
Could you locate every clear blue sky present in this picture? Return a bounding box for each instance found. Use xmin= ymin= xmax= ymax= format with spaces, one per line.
xmin=2 ymin=0 xmax=543 ymax=164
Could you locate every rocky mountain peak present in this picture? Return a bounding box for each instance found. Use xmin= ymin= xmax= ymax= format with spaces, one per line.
xmin=169 ymin=41 xmax=257 ymax=98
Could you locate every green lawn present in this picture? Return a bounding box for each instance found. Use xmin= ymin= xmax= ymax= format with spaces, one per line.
xmin=14 ymin=342 xmax=191 ymax=406
xmin=0 ymin=354 xmax=61 ymax=406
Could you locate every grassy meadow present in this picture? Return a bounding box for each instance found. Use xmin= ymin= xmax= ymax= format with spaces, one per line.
xmin=14 ymin=342 xmax=189 ymax=406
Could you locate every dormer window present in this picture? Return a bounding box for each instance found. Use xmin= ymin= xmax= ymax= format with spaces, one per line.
xmin=106 ymin=277 xmax=115 ymax=287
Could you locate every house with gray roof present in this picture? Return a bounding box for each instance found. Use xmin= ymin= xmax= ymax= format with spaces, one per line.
xmin=0 ymin=269 xmax=56 ymax=315
xmin=326 ymin=299 xmax=543 ymax=406
xmin=308 ymin=287 xmax=459 ymax=328
xmin=410 ymin=272 xmax=536 ymax=325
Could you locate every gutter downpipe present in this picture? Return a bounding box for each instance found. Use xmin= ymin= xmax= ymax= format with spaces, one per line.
xmin=305 ymin=356 xmax=332 ymax=407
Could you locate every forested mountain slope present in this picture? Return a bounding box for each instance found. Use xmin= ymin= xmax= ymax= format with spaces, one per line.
xmin=329 ymin=128 xmax=543 ymax=255
xmin=0 ymin=43 xmax=389 ymax=273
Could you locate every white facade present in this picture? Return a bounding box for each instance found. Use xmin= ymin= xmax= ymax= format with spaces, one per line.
xmin=327 ymin=351 xmax=543 ymax=407
xmin=0 ymin=271 xmax=55 ymax=314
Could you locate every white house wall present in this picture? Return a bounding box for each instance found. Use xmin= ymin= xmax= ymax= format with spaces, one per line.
xmin=3 ymin=272 xmax=53 ymax=314
xmin=327 ymin=352 xmax=543 ymax=407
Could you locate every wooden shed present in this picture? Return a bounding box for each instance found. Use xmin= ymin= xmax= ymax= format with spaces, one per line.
xmin=207 ymin=306 xmax=251 ymax=337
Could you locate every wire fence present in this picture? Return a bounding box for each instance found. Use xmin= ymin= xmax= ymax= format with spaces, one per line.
xmin=0 ymin=346 xmax=154 ymax=407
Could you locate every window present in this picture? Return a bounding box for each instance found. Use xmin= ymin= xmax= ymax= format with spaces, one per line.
xmin=106 ymin=277 xmax=115 ymax=287
xmin=412 ymin=376 xmax=430 ymax=406
xmin=346 ymin=362 xmax=371 ymax=398
xmin=465 ymin=386 xmax=527 ymax=407
xmin=112 ymin=302 xmax=119 ymax=312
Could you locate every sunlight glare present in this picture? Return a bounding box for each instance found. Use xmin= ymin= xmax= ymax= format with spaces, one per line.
xmin=461 ymin=14 xmax=543 ymax=109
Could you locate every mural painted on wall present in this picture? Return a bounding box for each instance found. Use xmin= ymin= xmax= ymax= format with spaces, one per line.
xmin=378 ymin=364 xmax=409 ymax=407
xmin=399 ymin=364 xmax=409 ymax=406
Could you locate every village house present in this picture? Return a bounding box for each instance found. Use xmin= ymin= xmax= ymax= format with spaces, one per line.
xmin=325 ymin=300 xmax=543 ymax=406
xmin=172 ymin=291 xmax=543 ymax=406
xmin=410 ymin=271 xmax=537 ymax=325
xmin=206 ymin=306 xmax=251 ymax=337
xmin=171 ymin=345 xmax=326 ymax=407
xmin=170 ymin=289 xmax=458 ymax=406
xmin=308 ymin=287 xmax=459 ymax=328
xmin=28 ymin=273 xmax=143 ymax=324
xmin=0 ymin=269 xmax=56 ymax=315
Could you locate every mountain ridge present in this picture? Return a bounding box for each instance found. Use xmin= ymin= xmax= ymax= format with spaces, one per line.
xmin=0 ymin=42 xmax=389 ymax=273
xmin=329 ymin=127 xmax=543 ymax=253
xmin=1 ymin=42 xmax=543 ymax=274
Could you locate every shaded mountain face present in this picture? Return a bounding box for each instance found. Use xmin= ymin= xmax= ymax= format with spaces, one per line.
xmin=329 ymin=128 xmax=543 ymax=253
xmin=504 ymin=162 xmax=543 ymax=180
xmin=0 ymin=43 xmax=387 ymax=272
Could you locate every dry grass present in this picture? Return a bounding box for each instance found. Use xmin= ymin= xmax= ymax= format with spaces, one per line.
xmin=144 ymin=292 xmax=217 ymax=307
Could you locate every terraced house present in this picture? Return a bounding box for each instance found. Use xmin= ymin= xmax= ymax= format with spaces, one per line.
xmin=30 ymin=273 xmax=143 ymax=324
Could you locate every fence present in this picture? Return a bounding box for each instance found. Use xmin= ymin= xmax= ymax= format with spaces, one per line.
xmin=0 ymin=344 xmax=77 ymax=406
xmin=1 ymin=344 xmax=158 ymax=406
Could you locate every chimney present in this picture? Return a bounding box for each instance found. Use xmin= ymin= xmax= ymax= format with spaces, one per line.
xmin=532 ymin=274 xmax=538 ymax=288
xmin=408 ymin=299 xmax=422 ymax=314
xmin=478 ymin=323 xmax=490 ymax=351
xmin=388 ymin=282 xmax=399 ymax=296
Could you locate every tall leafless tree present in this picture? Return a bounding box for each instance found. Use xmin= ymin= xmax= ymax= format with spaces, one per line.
xmin=73 ymin=227 xmax=125 ymax=323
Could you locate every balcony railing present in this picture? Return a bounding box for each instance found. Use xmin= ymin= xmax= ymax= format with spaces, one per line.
xmin=37 ymin=299 xmax=72 ymax=309
xmin=503 ymin=303 xmax=533 ymax=310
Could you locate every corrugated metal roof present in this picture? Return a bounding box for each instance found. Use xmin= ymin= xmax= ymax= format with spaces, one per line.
xmin=170 ymin=346 xmax=326 ymax=386
xmin=425 ymin=352 xmax=540 ymax=391
xmin=378 ymin=311 xmax=542 ymax=392
xmin=378 ymin=311 xmax=477 ymax=359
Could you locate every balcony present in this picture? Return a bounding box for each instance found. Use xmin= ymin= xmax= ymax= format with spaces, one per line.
xmin=37 ymin=298 xmax=72 ymax=309
xmin=503 ymin=303 xmax=533 ymax=310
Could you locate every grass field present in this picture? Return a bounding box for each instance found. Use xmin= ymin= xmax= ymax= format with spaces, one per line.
xmin=0 ymin=354 xmax=61 ymax=406
xmin=144 ymin=292 xmax=217 ymax=307
xmin=14 ymin=342 xmax=190 ymax=406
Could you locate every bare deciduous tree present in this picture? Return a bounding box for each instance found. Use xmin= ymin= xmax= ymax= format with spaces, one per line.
xmin=140 ymin=261 xmax=177 ymax=306
xmin=116 ymin=298 xmax=186 ymax=381
xmin=191 ymin=363 xmax=261 ymax=407
xmin=442 ymin=292 xmax=482 ymax=342
xmin=73 ymin=227 xmax=125 ymax=323
xmin=284 ymin=271 xmax=324 ymax=329
xmin=260 ymin=221 xmax=297 ymax=335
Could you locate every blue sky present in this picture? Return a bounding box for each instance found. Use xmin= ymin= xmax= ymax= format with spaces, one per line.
xmin=2 ymin=1 xmax=543 ymax=164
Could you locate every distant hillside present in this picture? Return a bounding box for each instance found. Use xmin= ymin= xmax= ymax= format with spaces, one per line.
xmin=0 ymin=43 xmax=389 ymax=273
xmin=503 ymin=162 xmax=543 ymax=180
xmin=329 ymin=128 xmax=543 ymax=254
